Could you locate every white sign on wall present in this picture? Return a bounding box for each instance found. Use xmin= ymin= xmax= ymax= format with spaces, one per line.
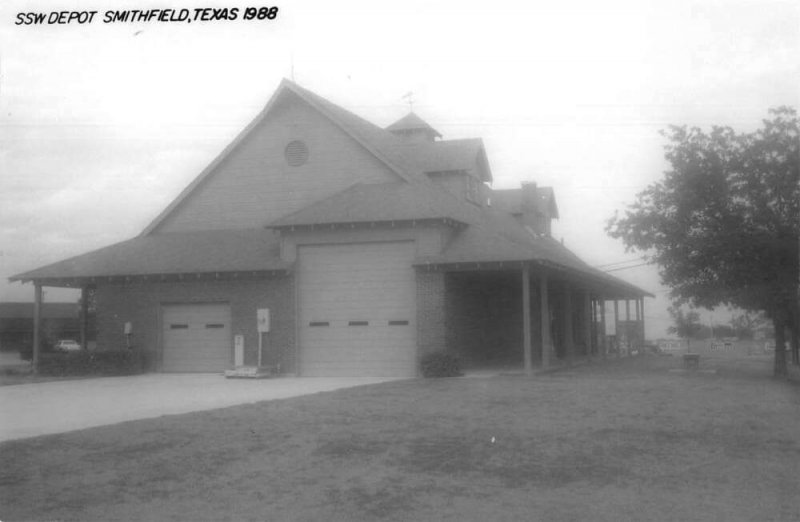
xmin=257 ymin=309 xmax=270 ymax=333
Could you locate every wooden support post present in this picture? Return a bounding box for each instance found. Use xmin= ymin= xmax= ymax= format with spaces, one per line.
xmin=590 ymin=299 xmax=597 ymax=356
xmin=80 ymin=286 xmax=89 ymax=351
xmin=33 ymin=284 xmax=42 ymax=373
xmin=563 ymin=284 xmax=574 ymax=363
xmin=540 ymin=273 xmax=551 ymax=369
xmin=599 ymin=299 xmax=607 ymax=357
xmin=640 ymin=298 xmax=646 ymax=350
xmin=582 ymin=291 xmax=591 ymax=358
xmin=624 ymin=299 xmax=631 ymax=355
xmin=522 ymin=265 xmax=532 ymax=376
xmin=613 ymin=300 xmax=620 ymax=357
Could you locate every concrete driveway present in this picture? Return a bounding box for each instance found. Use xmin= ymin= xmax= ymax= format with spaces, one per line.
xmin=0 ymin=374 xmax=395 ymax=442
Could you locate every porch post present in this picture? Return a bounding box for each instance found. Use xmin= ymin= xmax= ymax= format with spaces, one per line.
xmin=613 ymin=300 xmax=620 ymax=357
xmin=640 ymin=298 xmax=646 ymax=349
xmin=624 ymin=299 xmax=631 ymax=355
xmin=540 ymin=273 xmax=551 ymax=369
xmin=522 ymin=265 xmax=532 ymax=376
xmin=80 ymin=286 xmax=89 ymax=351
xmin=563 ymin=283 xmax=574 ymax=363
xmin=33 ymin=283 xmax=42 ymax=373
xmin=582 ymin=290 xmax=591 ymax=358
xmin=635 ymin=299 xmax=641 ymax=351
xmin=599 ymin=298 xmax=607 ymax=357
xmin=590 ymin=298 xmax=597 ymax=356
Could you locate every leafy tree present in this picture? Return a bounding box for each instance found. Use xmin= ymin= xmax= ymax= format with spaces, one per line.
xmin=729 ymin=310 xmax=769 ymax=341
xmin=667 ymin=305 xmax=703 ymax=352
xmin=608 ymin=107 xmax=799 ymax=376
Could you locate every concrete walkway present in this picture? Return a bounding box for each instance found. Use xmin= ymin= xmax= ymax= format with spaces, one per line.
xmin=0 ymin=374 xmax=394 ymax=442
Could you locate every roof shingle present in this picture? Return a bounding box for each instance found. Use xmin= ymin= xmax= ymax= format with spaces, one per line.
xmin=10 ymin=229 xmax=287 ymax=283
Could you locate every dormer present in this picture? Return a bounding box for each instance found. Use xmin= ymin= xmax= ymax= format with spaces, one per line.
xmin=490 ymin=182 xmax=559 ymax=236
xmin=386 ymin=112 xmax=442 ymax=143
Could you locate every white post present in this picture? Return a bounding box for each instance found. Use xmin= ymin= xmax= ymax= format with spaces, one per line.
xmin=540 ymin=273 xmax=551 ymax=369
xmin=522 ymin=265 xmax=532 ymax=375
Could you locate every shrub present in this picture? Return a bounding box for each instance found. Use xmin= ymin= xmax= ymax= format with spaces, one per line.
xmin=37 ymin=350 xmax=143 ymax=377
xmin=420 ymin=351 xmax=462 ymax=378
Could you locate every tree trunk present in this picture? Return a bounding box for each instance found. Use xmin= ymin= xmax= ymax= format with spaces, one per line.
xmin=790 ymin=319 xmax=799 ymax=366
xmin=773 ymin=318 xmax=788 ymax=377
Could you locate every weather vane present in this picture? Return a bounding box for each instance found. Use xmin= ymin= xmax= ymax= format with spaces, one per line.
xmin=402 ymin=91 xmax=414 ymax=111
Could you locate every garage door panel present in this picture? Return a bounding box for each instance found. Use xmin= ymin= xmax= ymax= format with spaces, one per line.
xmin=162 ymin=304 xmax=231 ymax=372
xmin=298 ymin=242 xmax=416 ymax=377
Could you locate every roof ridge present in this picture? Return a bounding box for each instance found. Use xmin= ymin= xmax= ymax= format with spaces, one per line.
xmin=140 ymin=79 xmax=431 ymax=236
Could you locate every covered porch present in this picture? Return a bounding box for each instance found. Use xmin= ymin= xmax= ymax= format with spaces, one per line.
xmin=418 ymin=261 xmax=649 ymax=374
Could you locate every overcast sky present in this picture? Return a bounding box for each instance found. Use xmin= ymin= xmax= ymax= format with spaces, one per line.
xmin=1 ymin=0 xmax=798 ymax=337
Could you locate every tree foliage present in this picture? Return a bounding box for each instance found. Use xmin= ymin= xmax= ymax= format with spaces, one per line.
xmin=729 ymin=310 xmax=770 ymax=341
xmin=607 ymin=107 xmax=799 ymax=375
xmin=667 ymin=305 xmax=702 ymax=351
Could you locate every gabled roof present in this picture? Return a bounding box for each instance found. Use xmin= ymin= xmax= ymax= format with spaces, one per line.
xmin=141 ymin=79 xmax=429 ymax=236
xmin=140 ymin=80 xmax=496 ymax=235
xmin=269 ymin=182 xmax=469 ymax=228
xmin=386 ymin=112 xmax=442 ymax=138
xmin=9 ymin=229 xmax=287 ymax=284
xmin=13 ymin=81 xmax=647 ymax=298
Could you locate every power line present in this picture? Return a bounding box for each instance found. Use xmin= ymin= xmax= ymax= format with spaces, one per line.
xmin=593 ymin=257 xmax=646 ymax=269
xmin=604 ymin=262 xmax=649 ymax=272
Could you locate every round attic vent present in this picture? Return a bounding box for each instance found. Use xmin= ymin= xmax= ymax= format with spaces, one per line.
xmin=285 ymin=140 xmax=309 ymax=167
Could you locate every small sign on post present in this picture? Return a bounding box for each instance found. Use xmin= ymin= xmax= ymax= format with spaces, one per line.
xmin=234 ymin=335 xmax=244 ymax=367
xmin=257 ymin=309 xmax=270 ymax=333
xmin=224 ymin=310 xmax=273 ymax=379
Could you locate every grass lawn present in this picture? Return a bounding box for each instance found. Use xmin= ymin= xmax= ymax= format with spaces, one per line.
xmin=1 ymin=355 xmax=799 ymax=521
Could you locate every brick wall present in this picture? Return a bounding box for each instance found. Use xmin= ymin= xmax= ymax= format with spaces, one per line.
xmin=416 ymin=270 xmax=446 ymax=359
xmin=94 ymin=275 xmax=295 ymax=372
xmin=444 ymin=271 xmax=542 ymax=367
xmin=417 ymin=268 xmax=547 ymax=369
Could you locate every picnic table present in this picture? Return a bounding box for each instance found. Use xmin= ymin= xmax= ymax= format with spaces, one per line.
xmin=683 ymin=353 xmax=700 ymax=370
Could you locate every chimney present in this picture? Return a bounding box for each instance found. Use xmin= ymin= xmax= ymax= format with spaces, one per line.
xmin=520 ymin=181 xmax=538 ymax=214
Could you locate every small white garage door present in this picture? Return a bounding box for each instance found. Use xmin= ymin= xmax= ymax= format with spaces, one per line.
xmin=162 ymin=303 xmax=231 ymax=372
xmin=298 ymin=242 xmax=416 ymax=377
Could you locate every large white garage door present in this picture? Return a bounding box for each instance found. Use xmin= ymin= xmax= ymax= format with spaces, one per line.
xmin=298 ymin=242 xmax=416 ymax=377
xmin=162 ymin=304 xmax=231 ymax=372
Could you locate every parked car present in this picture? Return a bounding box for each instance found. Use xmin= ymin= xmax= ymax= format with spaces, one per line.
xmin=54 ymin=339 xmax=81 ymax=352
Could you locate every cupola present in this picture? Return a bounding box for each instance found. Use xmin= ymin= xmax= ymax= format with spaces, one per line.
xmin=386 ymin=112 xmax=442 ymax=143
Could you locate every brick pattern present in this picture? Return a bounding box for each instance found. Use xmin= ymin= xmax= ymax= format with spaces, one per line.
xmin=444 ymin=271 xmax=543 ymax=367
xmin=415 ymin=270 xmax=447 ymax=359
xmin=417 ymin=269 xmax=552 ymax=369
xmin=94 ymin=276 xmax=295 ymax=372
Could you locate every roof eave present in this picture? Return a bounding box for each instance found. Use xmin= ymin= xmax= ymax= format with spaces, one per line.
xmin=413 ymin=258 xmax=652 ymax=298
xmin=270 ymin=217 xmax=467 ymax=231
xmin=14 ymin=268 xmax=291 ymax=288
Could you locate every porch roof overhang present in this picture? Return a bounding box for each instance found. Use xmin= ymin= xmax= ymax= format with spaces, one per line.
xmin=415 ymin=251 xmax=655 ymax=300
xmin=415 ymin=259 xmax=652 ymax=300
xmin=9 ymin=229 xmax=289 ymax=288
